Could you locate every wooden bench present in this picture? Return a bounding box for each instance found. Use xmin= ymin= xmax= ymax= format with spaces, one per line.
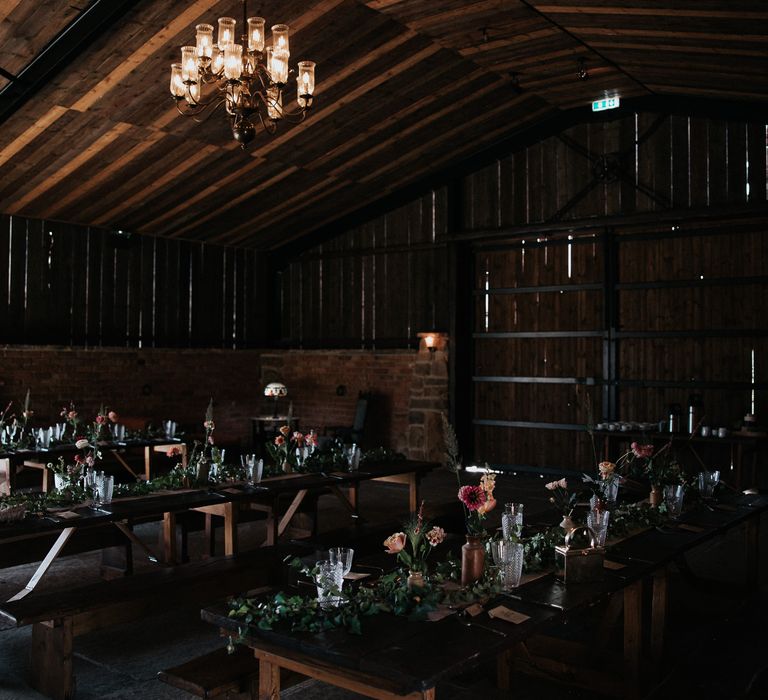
xmin=0 ymin=546 xmax=295 ymax=700
xmin=158 ymin=645 xmax=305 ymax=699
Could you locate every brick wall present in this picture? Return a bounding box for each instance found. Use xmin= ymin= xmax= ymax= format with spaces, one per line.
xmin=0 ymin=346 xmax=451 ymax=456
xmin=0 ymin=347 xmax=263 ymax=445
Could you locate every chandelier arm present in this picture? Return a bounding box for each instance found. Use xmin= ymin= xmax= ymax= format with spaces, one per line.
xmin=189 ymin=97 xmax=228 ymax=124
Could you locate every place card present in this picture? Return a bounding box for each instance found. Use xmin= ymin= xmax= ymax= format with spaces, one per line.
xmin=487 ymin=606 xmax=530 ymax=624
xmin=676 ymin=523 xmax=706 ymax=533
xmin=427 ymin=607 xmax=455 ymax=622
xmin=603 ymin=559 xmax=627 ymax=570
xmin=55 ymin=511 xmax=80 ymax=520
xmin=343 ymin=572 xmax=370 ymax=581
xmin=465 ymin=603 xmax=484 ymax=617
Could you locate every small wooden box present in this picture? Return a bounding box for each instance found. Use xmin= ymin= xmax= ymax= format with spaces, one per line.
xmin=554 ymin=527 xmax=605 ymax=584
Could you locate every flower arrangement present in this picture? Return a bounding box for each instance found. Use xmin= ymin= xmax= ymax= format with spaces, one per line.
xmin=88 ymin=405 xmax=119 ymax=442
xmin=60 ymin=402 xmax=80 ymax=440
xmin=266 ymin=426 xmax=318 ymax=472
xmin=544 ymin=477 xmax=578 ymax=518
xmin=631 ymin=441 xmax=684 ymax=487
xmin=47 ymin=438 xmax=101 ymax=489
xmin=383 ymin=502 xmax=446 ymax=574
xmin=442 ymin=413 xmax=497 ymax=535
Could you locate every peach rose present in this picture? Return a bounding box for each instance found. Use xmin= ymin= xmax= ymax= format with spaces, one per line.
xmin=107 ymin=411 xmax=118 ymax=423
xmin=279 ymin=425 xmax=291 ymax=436
xmin=383 ymin=532 xmax=406 ymax=554
xmin=598 ymin=461 xmax=615 ymax=478
xmin=545 ymin=478 xmax=568 ymax=491
xmin=75 ymin=438 xmax=90 ymax=450
xmin=274 ymin=435 xmax=285 ymax=446
xmin=478 ymin=495 xmax=497 ymax=515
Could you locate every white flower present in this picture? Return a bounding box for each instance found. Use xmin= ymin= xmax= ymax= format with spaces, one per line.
xmin=75 ymin=439 xmax=90 ymax=450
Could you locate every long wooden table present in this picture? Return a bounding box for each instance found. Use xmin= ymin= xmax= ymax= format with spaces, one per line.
xmin=0 ymin=461 xmax=436 ymax=600
xmin=202 ymin=491 xmax=767 ymax=700
xmin=0 ymin=437 xmax=187 ymax=494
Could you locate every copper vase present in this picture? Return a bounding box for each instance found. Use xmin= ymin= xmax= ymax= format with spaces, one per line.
xmin=649 ymin=485 xmax=662 ymax=506
xmin=461 ymin=535 xmax=485 ymax=587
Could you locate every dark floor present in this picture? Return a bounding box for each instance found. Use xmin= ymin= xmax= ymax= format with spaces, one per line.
xmin=0 ymin=469 xmax=766 ymax=699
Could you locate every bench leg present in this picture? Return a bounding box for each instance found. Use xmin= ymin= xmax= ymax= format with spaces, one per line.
xmin=31 ymin=619 xmax=75 ymax=700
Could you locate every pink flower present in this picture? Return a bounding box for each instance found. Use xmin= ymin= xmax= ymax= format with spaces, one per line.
xmin=545 ymin=478 xmax=568 ymax=491
xmin=67 ymin=410 xmax=77 ymax=420
xmin=426 ymin=526 xmax=445 ymax=546
xmin=305 ymin=431 xmax=318 ymax=447
xmin=203 ymin=420 xmax=215 ymax=430
xmin=383 ymin=532 xmax=406 ymax=554
xmin=458 ymin=485 xmax=486 ymax=512
xmin=274 ymin=435 xmax=285 ymax=446
xmin=85 ymin=455 xmax=95 ymax=467
xmin=107 ymin=411 xmax=118 ymax=423
xmin=95 ymin=415 xmax=105 ymax=425
xmin=631 ymin=442 xmax=654 ymax=459
xmin=292 ymin=431 xmax=304 ymax=445
xmin=168 ymin=446 xmax=182 ymax=457
xmin=22 ymin=410 xmax=33 ymax=419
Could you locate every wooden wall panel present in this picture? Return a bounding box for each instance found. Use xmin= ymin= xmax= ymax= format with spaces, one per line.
xmin=0 ymin=214 xmax=264 ymax=348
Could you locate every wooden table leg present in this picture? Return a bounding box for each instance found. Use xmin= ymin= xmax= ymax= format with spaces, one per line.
xmin=651 ymin=567 xmax=669 ymax=678
xmin=258 ymin=654 xmax=280 ymax=700
xmin=31 ymin=618 xmax=74 ymax=700
xmin=623 ymin=579 xmax=643 ymax=684
xmin=144 ymin=446 xmax=152 ymax=480
xmin=746 ymin=517 xmax=760 ymax=591
xmin=163 ymin=512 xmax=177 ymax=564
xmin=223 ymin=501 xmax=239 ymax=556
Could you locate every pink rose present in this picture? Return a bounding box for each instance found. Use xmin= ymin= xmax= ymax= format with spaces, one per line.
xmin=292 ymin=431 xmax=304 ymax=444
xmin=458 ymin=485 xmax=486 ymax=512
xmin=383 ymin=532 xmax=406 ymax=554
xmin=107 ymin=411 xmax=118 ymax=423
xmin=305 ymin=431 xmax=318 ymax=447
xmin=95 ymin=415 xmax=105 ymax=425
xmin=67 ymin=410 xmax=77 ymax=420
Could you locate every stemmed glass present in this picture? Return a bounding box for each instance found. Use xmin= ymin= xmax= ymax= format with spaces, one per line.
xmin=328 ymin=547 xmax=354 ymax=577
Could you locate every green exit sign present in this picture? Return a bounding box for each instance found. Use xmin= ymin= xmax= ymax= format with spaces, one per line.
xmin=592 ymin=97 xmax=620 ymax=112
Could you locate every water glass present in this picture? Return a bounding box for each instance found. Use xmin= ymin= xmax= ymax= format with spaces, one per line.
xmin=345 ymin=445 xmax=361 ymax=471
xmin=490 ymin=540 xmax=524 ymax=592
xmin=697 ymin=470 xmax=720 ymax=499
xmin=586 ymin=509 xmax=610 ymax=547
xmin=164 ymin=420 xmax=177 ymax=439
xmin=328 ymin=547 xmax=354 ymax=576
xmin=502 ymin=503 xmax=524 ymax=539
xmin=245 ymin=455 xmax=263 ymax=485
xmin=314 ymin=560 xmax=344 ymax=609
xmin=100 ymin=474 xmax=114 ymax=504
xmin=664 ymin=484 xmax=685 ymax=518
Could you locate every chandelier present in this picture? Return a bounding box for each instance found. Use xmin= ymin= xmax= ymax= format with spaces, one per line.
xmin=169 ymin=2 xmax=316 ymax=147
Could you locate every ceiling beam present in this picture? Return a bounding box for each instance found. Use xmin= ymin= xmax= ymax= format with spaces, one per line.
xmin=0 ymin=0 xmax=141 ymax=127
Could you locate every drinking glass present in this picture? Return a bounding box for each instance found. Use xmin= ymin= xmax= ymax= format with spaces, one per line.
xmin=100 ymin=474 xmax=114 ymax=504
xmin=502 ymin=503 xmax=524 ymax=539
xmin=664 ymin=484 xmax=685 ymax=518
xmin=245 ymin=455 xmax=263 ymax=485
xmin=600 ymin=478 xmax=620 ymax=503
xmin=314 ymin=560 xmax=344 ymax=609
xmin=490 ymin=540 xmax=524 ymax=592
xmin=345 ymin=445 xmax=361 ymax=471
xmin=328 ymin=547 xmax=354 ymax=577
xmin=586 ymin=509 xmax=610 ymax=547
xmin=697 ymin=470 xmax=720 ymax=499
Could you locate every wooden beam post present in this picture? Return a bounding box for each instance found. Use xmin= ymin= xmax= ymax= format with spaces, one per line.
xmin=623 ymin=579 xmax=643 ymax=684
xmin=651 ymin=567 xmax=669 ymax=678
xmin=258 ymin=654 xmax=281 ymax=700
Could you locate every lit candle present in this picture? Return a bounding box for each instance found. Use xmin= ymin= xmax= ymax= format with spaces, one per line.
xmin=211 ymin=46 xmax=224 ymax=75
xmin=296 ymin=60 xmax=315 ymax=108
xmin=271 ymin=24 xmax=290 ymax=56
xmin=224 ymin=44 xmax=243 ymax=80
xmin=270 ymin=49 xmax=289 ymax=84
xmin=247 ymin=17 xmax=265 ymax=52
xmin=180 ymin=46 xmax=197 ymax=83
xmin=169 ymin=63 xmax=185 ymax=97
xmin=217 ymin=17 xmax=236 ymax=50
xmin=195 ymin=24 xmax=213 ymax=58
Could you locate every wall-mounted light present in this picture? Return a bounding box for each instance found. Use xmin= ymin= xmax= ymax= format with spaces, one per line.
xmin=417 ymin=332 xmax=448 ymax=357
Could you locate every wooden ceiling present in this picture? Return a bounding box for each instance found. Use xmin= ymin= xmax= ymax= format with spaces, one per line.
xmin=0 ymin=0 xmax=766 ymax=250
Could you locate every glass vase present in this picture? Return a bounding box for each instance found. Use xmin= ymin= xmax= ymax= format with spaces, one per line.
xmin=407 ymin=570 xmax=425 ymax=590
xmin=461 ymin=535 xmax=485 ymax=587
